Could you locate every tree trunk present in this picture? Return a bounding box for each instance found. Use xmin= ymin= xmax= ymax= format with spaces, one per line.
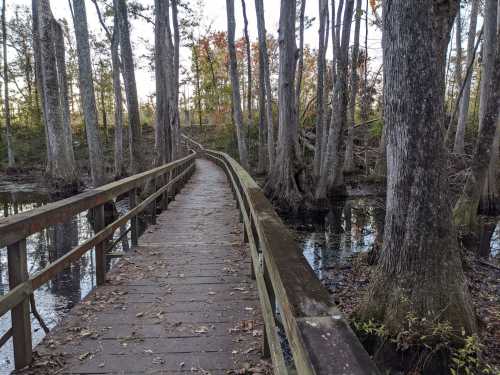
xmin=115 ymin=0 xmax=144 ymax=173
xmin=359 ymin=0 xmax=476 ymax=338
xmin=316 ymin=0 xmax=354 ymax=200
xmin=111 ymin=21 xmax=124 ymax=177
xmin=2 ymin=0 xmax=15 ymax=169
xmin=255 ymin=0 xmax=275 ymax=171
xmin=478 ymin=0 xmax=499 ymax=215
xmin=241 ymin=0 xmax=252 ymax=155
xmin=154 ymin=0 xmax=170 ymax=166
xmin=313 ymin=0 xmax=328 ymax=179
xmin=453 ymin=0 xmax=479 ymax=154
xmin=454 ymin=0 xmax=500 ymax=229
xmin=264 ymin=0 xmax=302 ymax=210
xmin=167 ymin=0 xmax=180 ymax=159
xmin=72 ymin=0 xmax=106 ymax=187
xmin=226 ymin=0 xmax=248 ymax=169
xmin=294 ymin=0 xmax=306 ymax=114
xmin=257 ymin=49 xmax=267 ymax=174
xmin=34 ymin=0 xmax=78 ymax=189
xmin=343 ymin=0 xmax=362 ymax=173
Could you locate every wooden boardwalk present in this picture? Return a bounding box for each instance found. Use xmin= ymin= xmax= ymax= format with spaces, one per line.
xmin=28 ymin=159 xmax=266 ymax=374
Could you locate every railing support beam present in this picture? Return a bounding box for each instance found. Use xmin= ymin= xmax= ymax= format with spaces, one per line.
xmin=7 ymin=239 xmax=32 ymax=370
xmin=94 ymin=205 xmax=106 ymax=286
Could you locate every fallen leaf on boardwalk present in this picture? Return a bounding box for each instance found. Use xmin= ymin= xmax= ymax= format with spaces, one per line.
xmin=244 ymin=307 xmax=253 ymax=311
xmin=136 ymin=312 xmax=144 ymax=318
xmin=78 ymin=352 xmax=92 ymax=361
xmin=233 ymin=287 xmax=246 ymax=291
xmin=98 ymin=362 xmax=105 ymax=368
xmin=208 ymin=292 xmax=216 ymax=295
xmin=194 ymin=326 xmax=209 ymax=334
xmin=179 ymin=362 xmax=185 ymax=368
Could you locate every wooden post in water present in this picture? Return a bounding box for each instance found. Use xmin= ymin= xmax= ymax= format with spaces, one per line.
xmin=94 ymin=205 xmax=106 ymax=285
xmin=129 ymin=188 xmax=138 ymax=246
xmin=7 ymin=239 xmax=32 ymax=369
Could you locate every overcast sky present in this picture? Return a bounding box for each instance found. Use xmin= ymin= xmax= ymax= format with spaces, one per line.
xmin=10 ymin=0 xmax=383 ymax=101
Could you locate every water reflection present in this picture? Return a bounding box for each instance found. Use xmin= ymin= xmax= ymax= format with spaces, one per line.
xmin=0 ymin=190 xmax=131 ymax=372
xmin=288 ymin=198 xmax=500 ymax=290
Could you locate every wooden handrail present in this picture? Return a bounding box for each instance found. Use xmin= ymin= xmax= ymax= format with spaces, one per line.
xmin=0 ymin=152 xmax=196 ymax=248
xmin=183 ymin=135 xmax=379 ymax=375
xmin=0 ymin=151 xmax=196 ymax=370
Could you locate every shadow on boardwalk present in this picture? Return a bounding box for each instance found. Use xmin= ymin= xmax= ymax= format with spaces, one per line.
xmin=21 ymin=159 xmax=270 ymax=374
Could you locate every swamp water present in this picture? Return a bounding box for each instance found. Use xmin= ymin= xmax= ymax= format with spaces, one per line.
xmin=285 ymin=197 xmax=500 ymax=291
xmin=0 ymin=187 xmax=131 ymax=374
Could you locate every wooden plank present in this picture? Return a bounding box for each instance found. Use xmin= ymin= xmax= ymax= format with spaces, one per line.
xmin=7 ymin=239 xmax=32 ymax=369
xmin=94 ymin=205 xmax=106 ymax=286
xmin=0 ymin=281 xmax=32 ymax=319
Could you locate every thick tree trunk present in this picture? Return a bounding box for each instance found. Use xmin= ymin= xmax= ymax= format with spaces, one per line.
xmin=255 ymin=0 xmax=274 ymax=171
xmin=264 ymin=0 xmax=302 ymax=210
xmin=313 ymin=0 xmax=328 ymax=179
xmin=226 ymin=0 xmax=249 ymax=169
xmin=72 ymin=0 xmax=106 ymax=187
xmin=454 ymin=1 xmax=500 ymax=229
xmin=154 ymin=0 xmax=171 ymax=166
xmin=111 ymin=25 xmax=124 ymax=177
xmin=478 ymin=0 xmax=499 ymax=215
xmin=167 ymin=0 xmax=180 ymax=159
xmin=34 ymin=0 xmax=78 ymax=188
xmin=115 ymin=0 xmax=144 ymax=173
xmin=316 ymin=0 xmax=354 ymax=199
xmin=343 ymin=0 xmax=362 ymax=173
xmin=2 ymin=0 xmax=15 ymax=168
xmin=453 ymin=0 xmax=479 ymax=154
xmin=359 ymin=0 xmax=476 ymax=337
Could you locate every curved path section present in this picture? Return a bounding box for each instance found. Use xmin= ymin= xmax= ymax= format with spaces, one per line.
xmin=29 ymin=159 xmax=265 ymax=374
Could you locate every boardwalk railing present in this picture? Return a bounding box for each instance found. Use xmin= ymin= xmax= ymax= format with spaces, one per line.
xmin=183 ymin=135 xmax=379 ymax=375
xmin=0 ymin=151 xmax=196 ymax=370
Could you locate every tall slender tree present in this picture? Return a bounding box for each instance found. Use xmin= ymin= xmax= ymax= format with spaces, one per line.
xmin=453 ymin=0 xmax=479 ymax=154
xmin=343 ymin=0 xmax=362 ymax=172
xmin=241 ymin=0 xmax=252 ymax=148
xmin=255 ymin=0 xmax=274 ymax=170
xmin=360 ymin=0 xmax=476 ymax=337
xmin=115 ymin=0 xmax=144 ymax=173
xmin=226 ymin=0 xmax=248 ymax=169
xmin=2 ymin=0 xmax=15 ymax=169
xmin=72 ymin=0 xmax=106 ymax=187
xmin=313 ymin=0 xmax=328 ymax=179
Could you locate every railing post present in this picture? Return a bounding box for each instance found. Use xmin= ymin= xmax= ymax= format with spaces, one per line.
xmin=7 ymin=239 xmax=32 ymax=369
xmin=150 ymin=178 xmax=157 ymax=225
xmin=129 ymin=188 xmax=138 ymax=246
xmin=94 ymin=205 xmax=106 ymax=286
xmin=262 ymin=258 xmax=276 ymax=359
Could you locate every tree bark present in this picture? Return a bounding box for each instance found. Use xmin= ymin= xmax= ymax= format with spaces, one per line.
xmin=2 ymin=0 xmax=15 ymax=168
xmin=115 ymin=0 xmax=144 ymax=173
xmin=226 ymin=0 xmax=249 ymax=169
xmin=294 ymin=0 xmax=306 ymax=114
xmin=255 ymin=0 xmax=275 ymax=171
xmin=154 ymin=0 xmax=171 ymax=166
xmin=257 ymin=47 xmax=267 ymax=174
xmin=264 ymin=0 xmax=302 ymax=210
xmin=343 ymin=0 xmax=362 ymax=173
xmin=453 ymin=0 xmax=479 ymax=154
xmin=316 ymin=0 xmax=354 ymax=199
xmin=478 ymin=0 xmax=499 ymax=215
xmin=72 ymin=0 xmax=106 ymax=187
xmin=34 ymin=0 xmax=78 ymax=188
xmin=359 ymin=0 xmax=476 ymax=337
xmin=455 ymin=0 xmax=500 ymax=228
xmin=166 ymin=0 xmax=180 ymax=159
xmin=313 ymin=0 xmax=328 ymax=179
xmin=241 ymin=0 xmax=252 ymax=152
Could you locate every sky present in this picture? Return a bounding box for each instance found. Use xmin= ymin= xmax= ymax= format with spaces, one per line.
xmin=9 ymin=0 xmax=383 ymax=101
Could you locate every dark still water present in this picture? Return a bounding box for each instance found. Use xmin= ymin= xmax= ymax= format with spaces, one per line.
xmin=0 ymin=188 xmax=131 ymax=374
xmin=286 ymin=197 xmax=500 ymax=291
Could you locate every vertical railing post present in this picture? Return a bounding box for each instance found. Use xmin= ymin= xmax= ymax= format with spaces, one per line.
xmin=262 ymin=257 xmax=276 ymax=359
xmin=129 ymin=188 xmax=138 ymax=246
xmin=151 ymin=177 xmax=157 ymax=225
xmin=7 ymin=239 xmax=32 ymax=369
xmin=94 ymin=204 xmax=106 ymax=286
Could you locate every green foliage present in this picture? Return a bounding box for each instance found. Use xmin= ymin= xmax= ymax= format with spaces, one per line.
xmin=369 ymin=118 xmax=384 ymax=138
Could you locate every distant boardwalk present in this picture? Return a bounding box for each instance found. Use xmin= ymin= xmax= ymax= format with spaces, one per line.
xmin=28 ymin=159 xmax=265 ymax=374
